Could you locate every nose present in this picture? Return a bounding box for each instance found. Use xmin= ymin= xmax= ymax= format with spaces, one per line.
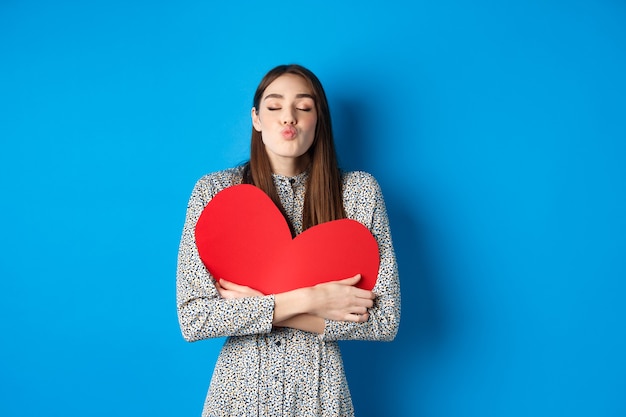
xmin=282 ymin=108 xmax=296 ymax=125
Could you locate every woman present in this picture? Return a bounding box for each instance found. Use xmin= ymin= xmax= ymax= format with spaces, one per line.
xmin=177 ymin=64 xmax=400 ymax=416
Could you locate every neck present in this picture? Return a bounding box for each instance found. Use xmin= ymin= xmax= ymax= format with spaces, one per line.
xmin=269 ymin=155 xmax=310 ymax=177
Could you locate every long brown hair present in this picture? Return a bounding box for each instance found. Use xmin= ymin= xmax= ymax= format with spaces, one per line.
xmin=243 ymin=64 xmax=345 ymax=232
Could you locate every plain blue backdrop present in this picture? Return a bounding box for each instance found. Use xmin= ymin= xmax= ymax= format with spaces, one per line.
xmin=1 ymin=1 xmax=625 ymax=416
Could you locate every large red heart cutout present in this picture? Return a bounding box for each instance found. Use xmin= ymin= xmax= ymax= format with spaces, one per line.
xmin=194 ymin=184 xmax=379 ymax=295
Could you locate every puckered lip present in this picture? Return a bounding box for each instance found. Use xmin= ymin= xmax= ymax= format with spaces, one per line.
xmin=281 ymin=126 xmax=297 ymax=139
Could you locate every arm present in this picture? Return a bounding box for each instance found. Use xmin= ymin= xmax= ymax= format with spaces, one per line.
xmin=177 ymin=175 xmax=375 ymax=341
xmin=321 ymin=173 xmax=401 ymax=342
xmin=215 ymin=173 xmax=400 ymax=340
xmin=218 ymin=275 xmax=375 ymax=334
xmin=273 ymin=314 xmax=323 ymax=334
xmin=176 ymin=175 xmax=276 ymax=342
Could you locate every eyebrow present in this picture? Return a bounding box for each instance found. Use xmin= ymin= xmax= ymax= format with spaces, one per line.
xmin=263 ymin=93 xmax=315 ymax=101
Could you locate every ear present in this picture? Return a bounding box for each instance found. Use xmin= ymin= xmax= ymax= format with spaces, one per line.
xmin=251 ymin=107 xmax=262 ymax=132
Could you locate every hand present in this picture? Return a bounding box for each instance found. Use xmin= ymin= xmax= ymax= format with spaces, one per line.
xmin=309 ymin=274 xmax=375 ymax=323
xmin=215 ymin=278 xmax=264 ymax=299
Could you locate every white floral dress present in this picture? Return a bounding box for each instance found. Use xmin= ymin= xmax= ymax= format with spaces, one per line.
xmin=177 ymin=166 xmax=400 ymax=417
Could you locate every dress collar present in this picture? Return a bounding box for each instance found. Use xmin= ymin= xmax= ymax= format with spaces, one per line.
xmin=271 ymin=168 xmax=310 ymax=188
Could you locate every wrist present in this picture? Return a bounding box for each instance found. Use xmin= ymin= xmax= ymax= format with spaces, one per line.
xmin=301 ymin=286 xmax=314 ymax=315
xmin=273 ymin=287 xmax=316 ymax=323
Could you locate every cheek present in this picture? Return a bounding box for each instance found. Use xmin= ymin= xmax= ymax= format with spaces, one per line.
xmin=304 ymin=116 xmax=318 ymax=132
xmin=258 ymin=110 xmax=277 ymax=126
xmin=260 ymin=131 xmax=271 ymax=145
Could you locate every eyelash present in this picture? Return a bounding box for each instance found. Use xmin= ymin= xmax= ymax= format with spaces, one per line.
xmin=267 ymin=107 xmax=312 ymax=112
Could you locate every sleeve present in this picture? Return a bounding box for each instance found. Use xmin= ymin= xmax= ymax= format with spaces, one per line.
xmin=176 ymin=175 xmax=276 ymax=342
xmin=322 ymin=174 xmax=401 ymax=342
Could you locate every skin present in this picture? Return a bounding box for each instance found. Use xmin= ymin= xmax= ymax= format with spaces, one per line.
xmin=251 ymin=73 xmax=318 ymax=177
xmin=216 ymin=74 xmax=375 ymax=334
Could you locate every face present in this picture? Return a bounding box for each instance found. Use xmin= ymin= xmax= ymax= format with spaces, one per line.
xmin=251 ymin=73 xmax=317 ymax=174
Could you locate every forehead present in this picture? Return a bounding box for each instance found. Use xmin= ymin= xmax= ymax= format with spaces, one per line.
xmin=263 ymin=74 xmax=314 ymax=99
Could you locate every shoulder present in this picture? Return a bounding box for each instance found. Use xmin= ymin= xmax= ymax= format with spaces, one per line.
xmin=341 ymin=170 xmax=387 ymax=224
xmin=341 ymin=170 xmax=385 ymax=210
xmin=191 ymin=165 xmax=245 ymax=201
xmin=341 ymin=170 xmax=382 ymax=195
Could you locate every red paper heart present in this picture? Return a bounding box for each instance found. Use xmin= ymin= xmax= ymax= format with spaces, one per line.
xmin=194 ymin=184 xmax=379 ymax=295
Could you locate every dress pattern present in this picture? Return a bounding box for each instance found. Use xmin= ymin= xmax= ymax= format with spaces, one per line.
xmin=177 ymin=166 xmax=400 ymax=417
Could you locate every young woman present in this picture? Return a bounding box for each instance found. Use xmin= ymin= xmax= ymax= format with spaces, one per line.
xmin=177 ymin=64 xmax=400 ymax=416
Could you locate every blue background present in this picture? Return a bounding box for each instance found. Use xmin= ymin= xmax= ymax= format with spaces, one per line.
xmin=1 ymin=1 xmax=625 ymax=416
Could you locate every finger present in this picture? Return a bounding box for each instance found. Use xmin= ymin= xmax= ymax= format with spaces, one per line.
xmin=351 ymin=306 xmax=369 ymax=315
xmin=356 ymin=288 xmax=376 ymax=298
xmin=354 ymin=297 xmax=374 ymax=309
xmin=335 ymin=276 xmax=376 ymax=300
xmin=220 ymin=279 xmax=264 ymax=297
xmin=356 ymin=312 xmax=370 ymax=322
xmin=347 ymin=286 xmax=375 ymax=301
xmin=219 ymin=279 xmax=245 ymax=291
xmin=345 ymin=311 xmax=369 ymax=322
xmin=333 ymin=274 xmax=362 ymax=286
xmin=215 ymin=279 xmax=236 ymax=298
xmin=215 ymin=285 xmax=232 ymax=299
